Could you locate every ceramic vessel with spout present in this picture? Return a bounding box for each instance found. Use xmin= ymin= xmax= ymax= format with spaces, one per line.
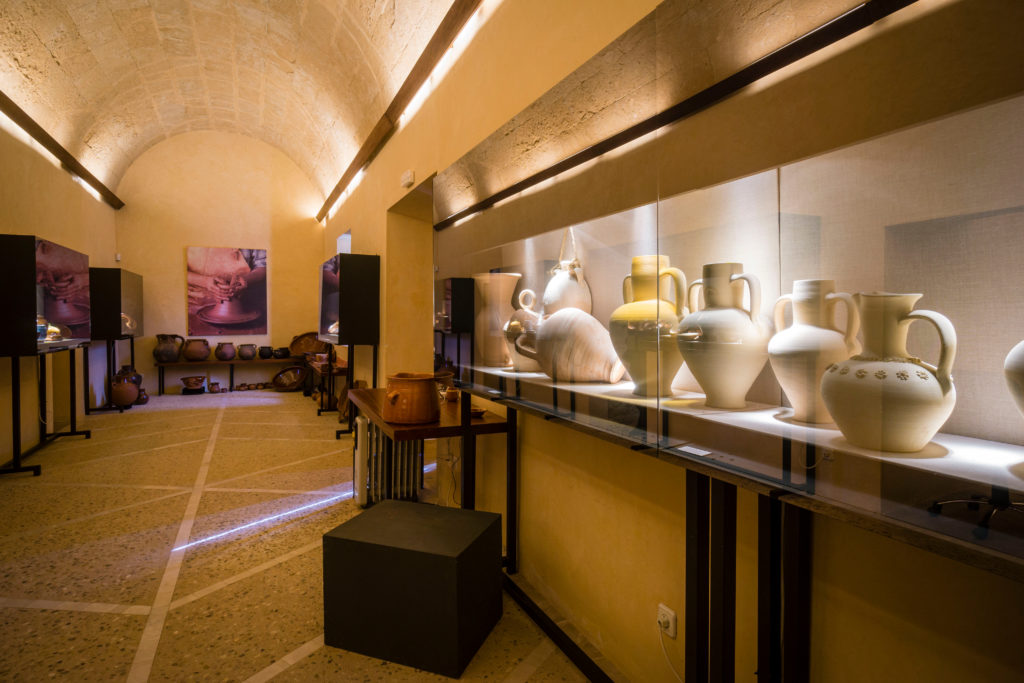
xmin=542 ymin=227 xmax=592 ymax=315
xmin=515 ymin=308 xmax=625 ymax=384
xmin=609 ymin=255 xmax=688 ymax=397
xmin=821 ymin=292 xmax=956 ymax=452
xmin=153 ymin=334 xmax=184 ymax=362
xmin=503 ymin=290 xmax=542 ymax=372
xmin=474 ymin=272 xmax=520 ymax=367
xmin=676 ymin=263 xmax=768 ymax=409
xmin=768 ymin=280 xmax=859 ymax=423
xmin=183 ymin=338 xmax=211 ymax=361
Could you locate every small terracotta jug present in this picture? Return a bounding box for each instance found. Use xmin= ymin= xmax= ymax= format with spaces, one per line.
xmin=153 ymin=334 xmax=184 ymax=362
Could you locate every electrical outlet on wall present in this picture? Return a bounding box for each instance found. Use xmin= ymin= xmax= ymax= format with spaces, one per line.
xmin=657 ymin=603 xmax=677 ymax=639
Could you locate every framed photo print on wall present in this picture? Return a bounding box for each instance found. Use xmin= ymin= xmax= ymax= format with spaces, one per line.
xmin=186 ymin=246 xmax=267 ymax=335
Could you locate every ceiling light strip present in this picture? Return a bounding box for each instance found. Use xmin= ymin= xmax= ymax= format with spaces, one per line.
xmin=316 ymin=0 xmax=484 ymax=223
xmin=433 ymin=0 xmax=917 ymax=231
xmin=0 ymin=90 xmax=125 ymax=210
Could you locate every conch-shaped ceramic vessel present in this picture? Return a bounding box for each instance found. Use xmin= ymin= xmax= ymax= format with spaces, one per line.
xmin=609 ymin=255 xmax=687 ymax=397
xmin=676 ymin=263 xmax=769 ymax=409
xmin=1005 ymin=341 xmax=1024 ymax=419
xmin=821 ymin=293 xmax=956 ymax=452
xmin=768 ymin=280 xmax=859 ymax=423
xmin=474 ymin=272 xmax=520 ymax=367
xmin=516 ymin=308 xmax=625 ymax=383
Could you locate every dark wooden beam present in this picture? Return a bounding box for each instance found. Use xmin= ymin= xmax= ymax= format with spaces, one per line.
xmin=0 ymin=90 xmax=125 ymax=210
xmin=316 ymin=0 xmax=483 ymax=223
xmin=433 ymin=0 xmax=917 ymax=230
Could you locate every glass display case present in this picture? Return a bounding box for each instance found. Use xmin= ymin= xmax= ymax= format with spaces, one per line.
xmin=89 ymin=267 xmax=144 ymax=340
xmin=436 ymin=92 xmax=1024 ymax=565
xmin=0 ymin=234 xmax=91 ymax=356
xmin=317 ymin=253 xmax=380 ymax=347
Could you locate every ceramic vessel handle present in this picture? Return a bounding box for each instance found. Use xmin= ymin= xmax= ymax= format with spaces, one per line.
xmin=519 ymin=289 xmax=536 ymax=311
xmin=386 ymin=390 xmax=400 ymax=404
xmin=514 ymin=331 xmax=540 ymax=361
xmin=905 ymin=309 xmax=957 ymax=395
xmin=660 ymin=267 xmax=688 ymax=318
xmin=173 ymin=334 xmax=184 ymax=345
xmin=622 ymin=276 xmax=633 ymax=304
xmin=687 ymin=279 xmax=704 ymax=313
xmin=827 ymin=292 xmax=860 ymax=352
xmin=734 ymin=273 xmax=761 ymax=320
xmin=773 ymin=294 xmax=792 ymax=332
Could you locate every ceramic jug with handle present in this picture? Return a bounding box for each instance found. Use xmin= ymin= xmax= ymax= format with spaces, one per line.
xmin=821 ymin=292 xmax=956 ymax=452
xmin=153 ymin=334 xmax=184 ymax=362
xmin=609 ymin=255 xmax=687 ymax=397
xmin=676 ymin=263 xmax=769 ymax=409
xmin=768 ymin=280 xmax=859 ymax=423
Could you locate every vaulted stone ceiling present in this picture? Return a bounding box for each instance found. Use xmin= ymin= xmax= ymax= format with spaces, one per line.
xmin=0 ymin=0 xmax=454 ymax=198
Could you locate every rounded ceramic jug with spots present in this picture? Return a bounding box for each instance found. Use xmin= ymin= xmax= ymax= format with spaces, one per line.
xmin=820 ymin=292 xmax=956 ymax=452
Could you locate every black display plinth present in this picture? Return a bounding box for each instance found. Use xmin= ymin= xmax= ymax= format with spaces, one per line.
xmin=323 ymin=500 xmax=502 ymax=677
xmin=182 ymin=387 xmax=205 ymax=395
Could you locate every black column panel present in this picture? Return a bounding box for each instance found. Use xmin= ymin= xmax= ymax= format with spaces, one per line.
xmin=337 ymin=253 xmax=380 ymax=345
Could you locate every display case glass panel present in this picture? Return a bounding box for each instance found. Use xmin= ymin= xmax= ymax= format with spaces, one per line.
xmin=436 ymin=92 xmax=1024 ymax=563
xmin=319 ymin=254 xmax=340 ymax=341
xmin=89 ymin=267 xmax=144 ymax=339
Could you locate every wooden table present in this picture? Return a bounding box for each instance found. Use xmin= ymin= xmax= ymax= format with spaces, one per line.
xmin=307 ymin=359 xmax=348 ymax=415
xmin=346 ymin=387 xmax=518 ymax=572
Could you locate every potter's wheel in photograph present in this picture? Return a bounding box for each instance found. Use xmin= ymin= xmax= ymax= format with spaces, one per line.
xmin=46 ymin=301 xmax=91 ymax=326
xmin=197 ymin=303 xmax=261 ymax=325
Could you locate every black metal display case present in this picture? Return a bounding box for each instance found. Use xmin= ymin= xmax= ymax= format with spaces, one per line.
xmin=0 ymin=234 xmax=91 ymax=356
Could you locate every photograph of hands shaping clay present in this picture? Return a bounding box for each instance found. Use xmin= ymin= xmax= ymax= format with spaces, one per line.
xmin=2 ymin=0 xmax=1024 ymax=681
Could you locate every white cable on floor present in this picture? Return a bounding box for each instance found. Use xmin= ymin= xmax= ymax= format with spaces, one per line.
xmin=659 ymin=627 xmax=684 ymax=683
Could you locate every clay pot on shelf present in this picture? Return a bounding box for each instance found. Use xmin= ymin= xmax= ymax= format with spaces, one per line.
xmin=676 ymin=263 xmax=769 ymax=409
xmin=609 ymin=255 xmax=687 ymax=397
xmin=820 ymin=292 xmax=957 ymax=452
xmin=1005 ymin=341 xmax=1024 ymax=419
xmin=238 ymin=343 xmax=258 ymax=360
xmin=474 ymin=272 xmax=520 ymax=367
xmin=181 ymin=376 xmax=206 ymax=390
xmin=768 ymin=280 xmax=859 ymax=423
xmin=515 ymin=308 xmax=626 ymax=384
xmin=153 ymin=334 xmax=184 ymax=362
xmin=541 ymin=226 xmax=593 ymax=316
xmin=258 ymin=346 xmax=273 ymax=359
xmin=383 ymin=372 xmax=441 ymax=424
xmin=182 ymin=339 xmax=211 ymax=361
xmin=215 ymin=342 xmax=236 ymax=361
xmin=208 ymin=382 xmax=221 ymax=394
xmin=272 ymin=347 xmax=289 ymax=359
xmin=110 ymin=375 xmax=140 ymax=408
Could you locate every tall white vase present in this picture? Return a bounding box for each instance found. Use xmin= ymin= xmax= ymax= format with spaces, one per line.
xmin=474 ymin=272 xmax=520 ymax=367
xmin=676 ymin=263 xmax=768 ymax=409
xmin=768 ymin=280 xmax=859 ymax=423
xmin=821 ymin=292 xmax=956 ymax=452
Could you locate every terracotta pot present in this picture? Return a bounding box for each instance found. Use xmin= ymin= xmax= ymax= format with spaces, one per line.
xmin=110 ymin=376 xmax=139 ymax=408
xmin=383 ymin=372 xmax=441 ymax=424
xmin=115 ymin=365 xmax=143 ymax=386
xmin=272 ymin=347 xmax=290 ymax=359
xmin=821 ymin=292 xmax=956 ymax=452
xmin=182 ymin=339 xmax=211 ymax=361
xmin=609 ymin=255 xmax=688 ymax=397
xmin=181 ymin=375 xmax=205 ymax=390
xmin=215 ymin=342 xmax=236 ymax=361
xmin=153 ymin=334 xmax=184 ymax=362
xmin=238 ymin=343 xmax=258 ymax=360
xmin=134 ymin=388 xmax=149 ymax=405
xmin=258 ymin=346 xmax=273 ymax=359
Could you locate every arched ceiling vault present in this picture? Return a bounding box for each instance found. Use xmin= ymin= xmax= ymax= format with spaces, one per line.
xmin=0 ymin=0 xmax=454 ymax=199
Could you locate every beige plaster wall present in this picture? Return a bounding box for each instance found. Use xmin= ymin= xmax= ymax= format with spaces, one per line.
xmin=114 ymin=130 xmax=323 ymax=391
xmin=0 ymin=126 xmax=117 ymax=461
xmin=326 ymin=0 xmax=661 ymax=381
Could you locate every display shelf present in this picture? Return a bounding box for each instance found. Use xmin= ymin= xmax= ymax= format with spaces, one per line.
xmin=155 ymin=357 xmax=301 ymax=394
xmin=461 ymin=364 xmax=1024 ymax=574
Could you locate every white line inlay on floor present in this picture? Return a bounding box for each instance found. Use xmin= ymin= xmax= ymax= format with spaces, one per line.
xmin=242 ymin=634 xmax=325 ymax=683
xmin=0 ymin=597 xmax=151 ymax=616
xmin=503 ymin=639 xmax=557 ymax=683
xmin=127 ymin=405 xmax=225 ymax=683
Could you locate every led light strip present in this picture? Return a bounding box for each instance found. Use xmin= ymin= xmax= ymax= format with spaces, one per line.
xmin=174 ymin=492 xmax=352 ymax=552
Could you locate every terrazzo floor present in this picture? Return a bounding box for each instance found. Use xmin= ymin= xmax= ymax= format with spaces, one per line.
xmin=0 ymin=390 xmax=585 ymax=682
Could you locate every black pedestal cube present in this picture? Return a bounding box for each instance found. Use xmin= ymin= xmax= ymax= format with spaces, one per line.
xmin=323 ymin=501 xmax=502 ymax=677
